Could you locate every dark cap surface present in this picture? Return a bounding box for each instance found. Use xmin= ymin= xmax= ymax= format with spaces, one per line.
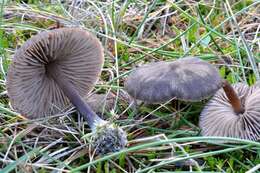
xmin=125 ymin=57 xmax=222 ymax=103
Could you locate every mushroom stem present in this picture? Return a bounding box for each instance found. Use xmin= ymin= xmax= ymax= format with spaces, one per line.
xmin=46 ymin=64 xmax=127 ymax=154
xmin=46 ymin=64 xmax=105 ymax=130
xmin=222 ymin=80 xmax=244 ymax=114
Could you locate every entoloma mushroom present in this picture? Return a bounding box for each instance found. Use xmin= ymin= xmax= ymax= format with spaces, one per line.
xmin=7 ymin=28 xmax=127 ymax=154
xmin=86 ymin=90 xmax=131 ymax=114
xmin=200 ymin=82 xmax=260 ymax=141
xmin=124 ymin=57 xmax=223 ymax=103
xmin=86 ymin=93 xmax=115 ymax=114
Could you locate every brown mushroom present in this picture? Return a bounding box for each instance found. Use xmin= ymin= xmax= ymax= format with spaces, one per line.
xmin=124 ymin=57 xmax=223 ymax=103
xmin=7 ymin=28 xmax=127 ymax=154
xmin=200 ymin=82 xmax=260 ymax=140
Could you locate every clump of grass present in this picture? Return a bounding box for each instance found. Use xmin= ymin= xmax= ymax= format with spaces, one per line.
xmin=0 ymin=0 xmax=259 ymax=172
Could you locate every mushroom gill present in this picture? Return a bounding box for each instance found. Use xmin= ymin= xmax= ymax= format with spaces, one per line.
xmin=200 ymin=83 xmax=260 ymax=141
xmin=7 ymin=28 xmax=103 ymax=118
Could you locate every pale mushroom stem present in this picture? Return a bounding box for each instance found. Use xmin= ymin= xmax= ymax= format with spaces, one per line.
xmin=222 ymin=80 xmax=244 ymax=114
xmin=46 ymin=63 xmax=105 ymax=130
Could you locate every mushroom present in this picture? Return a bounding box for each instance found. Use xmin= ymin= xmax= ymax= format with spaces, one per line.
xmin=85 ymin=90 xmax=131 ymax=114
xmin=7 ymin=28 xmax=127 ymax=154
xmin=200 ymin=82 xmax=260 ymax=141
xmin=86 ymin=93 xmax=115 ymax=114
xmin=124 ymin=57 xmax=223 ymax=103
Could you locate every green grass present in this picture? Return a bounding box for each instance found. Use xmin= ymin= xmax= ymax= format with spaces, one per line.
xmin=0 ymin=0 xmax=260 ymax=172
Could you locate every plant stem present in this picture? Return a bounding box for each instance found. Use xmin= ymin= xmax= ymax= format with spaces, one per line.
xmin=46 ymin=63 xmax=104 ymax=130
xmin=222 ymin=80 xmax=244 ymax=114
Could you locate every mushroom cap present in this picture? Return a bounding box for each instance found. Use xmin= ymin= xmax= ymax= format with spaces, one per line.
xmin=85 ymin=91 xmax=132 ymax=113
xmin=86 ymin=93 xmax=115 ymax=114
xmin=7 ymin=28 xmax=104 ymax=119
xmin=200 ymin=83 xmax=260 ymax=141
xmin=124 ymin=57 xmax=222 ymax=103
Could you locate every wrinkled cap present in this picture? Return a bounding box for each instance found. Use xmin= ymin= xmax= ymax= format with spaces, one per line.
xmin=200 ymin=83 xmax=260 ymax=141
xmin=125 ymin=57 xmax=222 ymax=103
xmin=7 ymin=28 xmax=104 ymax=119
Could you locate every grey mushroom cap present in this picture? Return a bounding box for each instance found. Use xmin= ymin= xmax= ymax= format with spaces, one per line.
xmin=200 ymin=83 xmax=260 ymax=141
xmin=86 ymin=93 xmax=115 ymax=114
xmin=85 ymin=91 xmax=132 ymax=113
xmin=124 ymin=57 xmax=223 ymax=103
xmin=7 ymin=28 xmax=103 ymax=119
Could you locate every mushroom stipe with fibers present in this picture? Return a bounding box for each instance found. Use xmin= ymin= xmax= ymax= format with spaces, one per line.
xmin=7 ymin=28 xmax=127 ymax=154
xmin=200 ymin=82 xmax=260 ymax=141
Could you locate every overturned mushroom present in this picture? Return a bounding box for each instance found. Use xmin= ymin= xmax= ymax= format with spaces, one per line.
xmin=125 ymin=57 xmax=223 ymax=103
xmin=7 ymin=28 xmax=127 ymax=154
xmin=200 ymin=82 xmax=260 ymax=141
